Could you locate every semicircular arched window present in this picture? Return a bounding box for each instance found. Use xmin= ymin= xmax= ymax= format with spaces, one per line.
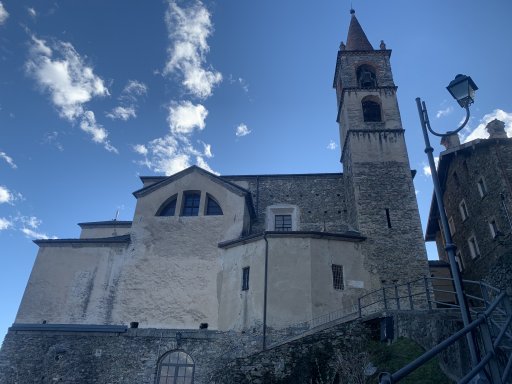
xmin=205 ymin=194 xmax=223 ymax=216
xmin=362 ymin=97 xmax=382 ymax=122
xmin=156 ymin=350 xmax=195 ymax=384
xmin=156 ymin=195 xmax=178 ymax=217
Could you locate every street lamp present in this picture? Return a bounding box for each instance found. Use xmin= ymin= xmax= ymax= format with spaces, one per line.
xmin=416 ymin=74 xmax=479 ymax=368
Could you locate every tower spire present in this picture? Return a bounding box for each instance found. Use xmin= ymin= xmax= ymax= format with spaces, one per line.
xmin=345 ymin=9 xmax=373 ymax=51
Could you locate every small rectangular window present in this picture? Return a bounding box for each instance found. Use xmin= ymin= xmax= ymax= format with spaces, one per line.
xmin=468 ymin=236 xmax=480 ymax=259
xmin=459 ymin=200 xmax=469 ymax=221
xmin=275 ymin=215 xmax=292 ymax=231
xmin=477 ymin=178 xmax=488 ymax=198
xmin=489 ymin=219 xmax=499 ymax=239
xmin=332 ymin=264 xmax=344 ymax=290
xmin=242 ymin=267 xmax=250 ymax=291
xmin=448 ymin=217 xmax=456 ymax=235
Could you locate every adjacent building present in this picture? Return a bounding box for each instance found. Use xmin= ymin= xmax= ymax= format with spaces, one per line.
xmin=425 ymin=119 xmax=512 ymax=290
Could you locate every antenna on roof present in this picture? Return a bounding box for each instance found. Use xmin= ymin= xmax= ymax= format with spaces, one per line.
xmin=113 ymin=210 xmax=119 ymax=221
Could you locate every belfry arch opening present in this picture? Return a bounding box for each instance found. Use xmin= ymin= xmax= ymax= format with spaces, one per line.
xmin=356 ymin=64 xmax=377 ymax=88
xmin=361 ymin=96 xmax=382 ymax=122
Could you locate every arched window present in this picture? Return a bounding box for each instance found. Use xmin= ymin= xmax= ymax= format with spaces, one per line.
xmin=205 ymin=194 xmax=223 ymax=215
xmin=156 ymin=350 xmax=194 ymax=384
xmin=156 ymin=195 xmax=178 ymax=216
xmin=181 ymin=192 xmax=201 ymax=216
xmin=362 ymin=97 xmax=382 ymax=122
xmin=356 ymin=64 xmax=377 ymax=88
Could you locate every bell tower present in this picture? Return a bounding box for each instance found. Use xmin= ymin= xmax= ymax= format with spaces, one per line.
xmin=334 ymin=10 xmax=428 ymax=283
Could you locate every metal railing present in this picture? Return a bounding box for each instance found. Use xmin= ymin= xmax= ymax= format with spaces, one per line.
xmin=362 ymin=277 xmax=512 ymax=384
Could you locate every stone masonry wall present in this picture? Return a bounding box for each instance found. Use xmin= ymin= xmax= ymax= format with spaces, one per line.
xmin=439 ymin=140 xmax=512 ymax=284
xmin=223 ymin=174 xmax=351 ymax=234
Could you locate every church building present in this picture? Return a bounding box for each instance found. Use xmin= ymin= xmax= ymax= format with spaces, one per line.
xmin=0 ymin=10 xmax=430 ymax=384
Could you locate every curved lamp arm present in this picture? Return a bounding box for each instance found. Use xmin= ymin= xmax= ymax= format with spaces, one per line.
xmin=419 ymin=100 xmax=470 ymax=138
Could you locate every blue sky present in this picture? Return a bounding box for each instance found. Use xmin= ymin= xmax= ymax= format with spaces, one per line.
xmin=0 ymin=0 xmax=511 ymax=341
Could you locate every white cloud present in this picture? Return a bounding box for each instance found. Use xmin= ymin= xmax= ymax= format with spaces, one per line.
xmin=0 ymin=217 xmax=12 ymax=230
xmin=26 ymin=35 xmax=116 ymax=151
xmin=202 ymin=142 xmax=212 ymax=158
xmin=235 ymin=123 xmax=251 ymax=137
xmin=135 ymin=134 xmax=217 ymax=176
xmin=80 ymin=111 xmax=118 ymax=153
xmin=107 ymin=106 xmax=136 ymax=121
xmin=462 ymin=109 xmax=512 ymax=143
xmin=0 ymin=185 xmax=12 ymax=204
xmin=327 ymin=140 xmax=337 ymax=150
xmin=164 ymin=0 xmax=222 ymax=98
xmin=27 ymin=7 xmax=37 ymax=18
xmin=168 ymin=101 xmax=208 ymax=134
xmin=0 ymin=2 xmax=8 ymax=25
xmin=422 ymin=157 xmax=439 ymax=177
xmin=0 ymin=151 xmax=17 ymax=169
xmin=133 ymin=144 xmax=148 ymax=156
xmin=21 ymin=227 xmax=55 ymax=240
xmin=436 ymin=106 xmax=453 ymax=119
xmin=121 ymin=80 xmax=147 ymax=101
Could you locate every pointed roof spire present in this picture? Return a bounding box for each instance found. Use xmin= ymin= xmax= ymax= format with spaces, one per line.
xmin=345 ymin=9 xmax=373 ymax=51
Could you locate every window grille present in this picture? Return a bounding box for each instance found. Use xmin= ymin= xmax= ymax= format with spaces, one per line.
xmin=206 ymin=195 xmax=223 ymax=215
xmin=156 ymin=351 xmax=194 ymax=384
xmin=274 ymin=215 xmax=292 ymax=231
xmin=182 ymin=193 xmax=200 ymax=216
xmin=158 ymin=197 xmax=177 ymax=216
xmin=332 ymin=264 xmax=344 ymax=290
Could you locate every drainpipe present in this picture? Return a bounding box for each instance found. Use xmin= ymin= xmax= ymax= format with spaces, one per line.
xmin=262 ymin=232 xmax=269 ymax=351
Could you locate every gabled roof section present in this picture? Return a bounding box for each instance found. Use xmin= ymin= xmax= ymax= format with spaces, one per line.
xmin=345 ymin=10 xmax=373 ymax=51
xmin=133 ymin=165 xmax=251 ymax=199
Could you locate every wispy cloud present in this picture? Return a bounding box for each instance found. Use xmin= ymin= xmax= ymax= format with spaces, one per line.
xmin=422 ymin=157 xmax=439 ymax=177
xmin=235 ymin=123 xmax=251 ymax=137
xmin=0 ymin=2 xmax=9 ymax=25
xmin=163 ymin=0 xmax=222 ymax=98
xmin=0 ymin=217 xmax=12 ymax=230
xmin=0 ymin=151 xmax=17 ymax=169
xmin=43 ymin=131 xmax=64 ymax=151
xmin=27 ymin=7 xmax=37 ymax=18
xmin=436 ymin=106 xmax=453 ymax=119
xmin=20 ymin=227 xmax=56 ymax=240
xmin=326 ymin=140 xmax=337 ymax=150
xmin=461 ymin=109 xmax=512 ymax=143
xmin=107 ymin=80 xmax=147 ymax=121
xmin=25 ymin=35 xmax=116 ymax=152
xmin=229 ymin=75 xmax=249 ymax=93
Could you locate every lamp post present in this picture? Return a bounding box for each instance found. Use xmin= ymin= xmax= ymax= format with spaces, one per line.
xmin=416 ymin=74 xmax=479 ymax=368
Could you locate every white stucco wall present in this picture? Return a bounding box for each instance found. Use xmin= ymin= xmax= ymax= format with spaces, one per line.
xmin=16 ymin=243 xmax=127 ymax=324
xmin=218 ymin=235 xmax=372 ymax=331
xmin=112 ymin=171 xmax=249 ymax=330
